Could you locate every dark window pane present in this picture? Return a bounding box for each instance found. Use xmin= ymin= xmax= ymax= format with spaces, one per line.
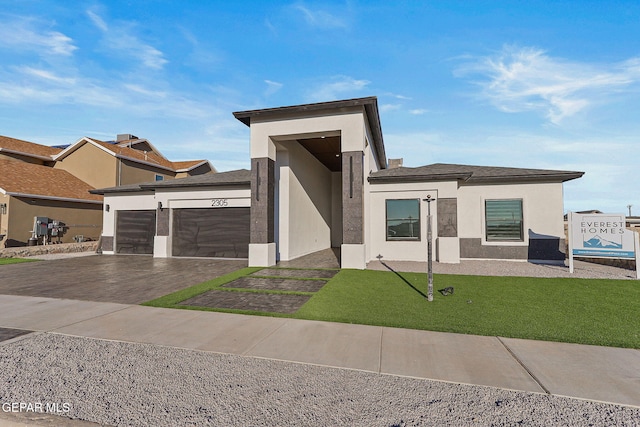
xmin=386 ymin=199 xmax=420 ymax=240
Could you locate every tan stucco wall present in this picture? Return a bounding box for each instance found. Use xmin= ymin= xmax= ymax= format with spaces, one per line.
xmin=54 ymin=143 xmax=117 ymax=189
xmin=0 ymin=152 xmax=47 ymax=165
xmin=0 ymin=193 xmax=9 ymax=243
xmin=119 ymin=159 xmax=174 ymax=185
xmin=175 ymin=163 xmax=212 ymax=178
xmin=5 ymin=197 xmax=103 ymax=246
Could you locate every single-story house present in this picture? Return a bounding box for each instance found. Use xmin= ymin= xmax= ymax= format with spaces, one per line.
xmin=93 ymin=96 xmax=584 ymax=268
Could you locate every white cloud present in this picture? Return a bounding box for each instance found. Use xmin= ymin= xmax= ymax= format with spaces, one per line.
xmin=409 ymin=109 xmax=428 ymax=115
xmin=0 ymin=16 xmax=77 ymax=56
xmin=379 ymin=103 xmax=401 ymax=112
xmin=292 ymin=3 xmax=348 ymax=29
xmin=307 ymin=75 xmax=370 ymax=101
xmin=264 ymin=79 xmax=283 ymax=96
xmin=86 ymin=10 xmax=168 ymax=70
xmin=456 ymin=46 xmax=640 ymax=124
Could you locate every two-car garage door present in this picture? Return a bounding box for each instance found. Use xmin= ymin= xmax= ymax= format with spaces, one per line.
xmin=172 ymin=207 xmax=250 ymax=258
xmin=115 ymin=207 xmax=250 ymax=258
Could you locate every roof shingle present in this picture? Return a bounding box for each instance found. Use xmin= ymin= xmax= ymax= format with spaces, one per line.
xmin=0 ymin=159 xmax=102 ymax=203
xmin=0 ymin=135 xmax=62 ymax=159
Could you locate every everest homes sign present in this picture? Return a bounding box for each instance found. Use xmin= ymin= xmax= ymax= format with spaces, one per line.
xmin=571 ymin=213 xmax=634 ymax=258
xmin=568 ymin=212 xmax=639 ymax=279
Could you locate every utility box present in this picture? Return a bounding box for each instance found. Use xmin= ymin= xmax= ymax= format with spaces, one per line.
xmin=34 ymin=217 xmax=49 ymax=237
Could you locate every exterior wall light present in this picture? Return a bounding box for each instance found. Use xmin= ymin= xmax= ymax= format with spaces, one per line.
xmin=0 ymin=203 xmax=6 ymax=214
xmin=105 ymin=204 xmax=110 ymax=212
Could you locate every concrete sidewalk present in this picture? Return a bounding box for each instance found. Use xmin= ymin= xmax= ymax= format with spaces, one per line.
xmin=0 ymin=294 xmax=638 ymax=409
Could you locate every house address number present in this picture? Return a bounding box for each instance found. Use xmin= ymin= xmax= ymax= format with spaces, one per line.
xmin=211 ymin=199 xmax=229 ymax=207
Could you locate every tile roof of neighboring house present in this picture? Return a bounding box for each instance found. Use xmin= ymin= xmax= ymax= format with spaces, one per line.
xmin=369 ymin=163 xmax=585 ymax=183
xmin=55 ymin=137 xmax=211 ymax=173
xmin=0 ymin=159 xmax=102 ymax=203
xmin=91 ymin=169 xmax=250 ymax=194
xmin=0 ymin=135 xmax=62 ymax=160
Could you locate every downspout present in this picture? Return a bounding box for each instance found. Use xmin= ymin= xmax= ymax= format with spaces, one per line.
xmin=118 ymin=158 xmax=122 ymax=186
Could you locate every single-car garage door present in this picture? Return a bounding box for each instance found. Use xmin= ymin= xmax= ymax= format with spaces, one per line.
xmin=116 ymin=210 xmax=156 ymax=254
xmin=172 ymin=207 xmax=250 ymax=258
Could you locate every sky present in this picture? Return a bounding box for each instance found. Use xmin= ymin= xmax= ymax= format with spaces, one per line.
xmin=0 ymin=1 xmax=639 ymax=214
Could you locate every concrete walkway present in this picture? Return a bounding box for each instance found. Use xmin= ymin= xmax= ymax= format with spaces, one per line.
xmin=0 ymin=294 xmax=638 ymax=409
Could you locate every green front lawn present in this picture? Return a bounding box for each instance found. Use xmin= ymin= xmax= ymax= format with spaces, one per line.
xmin=0 ymin=258 xmax=38 ymax=265
xmin=143 ymin=268 xmax=640 ymax=349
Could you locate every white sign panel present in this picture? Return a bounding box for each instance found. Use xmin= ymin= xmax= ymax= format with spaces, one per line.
xmin=570 ymin=213 xmax=635 ymax=259
xmin=568 ymin=212 xmax=639 ymax=279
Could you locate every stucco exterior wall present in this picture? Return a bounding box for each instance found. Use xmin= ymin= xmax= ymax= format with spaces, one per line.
xmin=54 ymin=143 xmax=117 ymax=189
xmin=368 ymin=181 xmax=459 ymax=263
xmin=0 ymin=193 xmax=9 ymax=244
xmin=0 ymin=152 xmax=47 ymax=165
xmin=119 ymin=159 xmax=174 ymax=185
xmin=276 ymin=141 xmax=332 ymax=261
xmin=6 ymin=197 xmax=102 ymax=245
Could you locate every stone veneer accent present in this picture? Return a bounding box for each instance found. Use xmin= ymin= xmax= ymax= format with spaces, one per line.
xmin=250 ymin=158 xmax=275 ymax=244
xmin=101 ymin=236 xmax=114 ymax=252
xmin=156 ymin=207 xmax=169 ymax=236
xmin=437 ymin=198 xmax=458 ymax=237
xmin=460 ymin=238 xmax=566 ymax=261
xmin=342 ymin=151 xmax=364 ymax=244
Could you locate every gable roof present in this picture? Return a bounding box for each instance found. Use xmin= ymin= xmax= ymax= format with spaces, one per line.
xmin=0 ymin=135 xmax=62 ymax=160
xmin=91 ymin=169 xmax=250 ymax=194
xmin=53 ymin=137 xmax=211 ymax=173
xmin=0 ymin=159 xmax=102 ymax=203
xmin=369 ymin=163 xmax=584 ymax=184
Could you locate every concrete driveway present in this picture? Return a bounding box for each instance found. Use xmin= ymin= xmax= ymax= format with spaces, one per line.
xmin=0 ymin=255 xmax=247 ymax=304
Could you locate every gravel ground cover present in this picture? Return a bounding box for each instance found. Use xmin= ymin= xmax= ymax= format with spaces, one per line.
xmin=368 ymin=259 xmax=637 ymax=280
xmin=0 ymin=333 xmax=638 ymax=427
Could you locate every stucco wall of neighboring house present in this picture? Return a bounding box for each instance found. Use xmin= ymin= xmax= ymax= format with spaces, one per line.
xmin=276 ymin=141 xmax=332 ymax=261
xmin=6 ymin=196 xmax=102 ymax=246
xmin=457 ymin=181 xmax=566 ymax=261
xmin=0 ymin=193 xmax=9 ymax=244
xmin=119 ymin=159 xmax=174 ymax=185
xmin=175 ymin=163 xmax=212 ymax=178
xmin=368 ymin=180 xmax=459 ymax=263
xmin=54 ymin=143 xmax=117 ymax=189
xmin=0 ymin=152 xmax=48 ymax=165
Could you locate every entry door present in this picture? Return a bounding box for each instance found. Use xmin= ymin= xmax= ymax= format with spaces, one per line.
xmin=172 ymin=207 xmax=250 ymax=258
xmin=115 ymin=210 xmax=156 ymax=254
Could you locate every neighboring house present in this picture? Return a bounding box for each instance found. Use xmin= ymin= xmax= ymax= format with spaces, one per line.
xmin=0 ymin=134 xmax=215 ymax=247
xmin=95 ymin=97 xmax=584 ymax=269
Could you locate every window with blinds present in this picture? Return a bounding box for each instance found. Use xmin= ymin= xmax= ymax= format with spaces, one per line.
xmin=485 ymin=199 xmax=523 ymax=241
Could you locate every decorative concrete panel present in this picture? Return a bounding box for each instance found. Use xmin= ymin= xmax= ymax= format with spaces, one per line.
xmin=251 ymin=158 xmax=275 ymax=244
xmin=342 ymin=151 xmax=363 ymax=244
xmin=437 ymin=198 xmax=458 ymax=237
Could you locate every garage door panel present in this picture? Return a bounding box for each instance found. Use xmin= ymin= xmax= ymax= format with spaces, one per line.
xmin=172 ymin=208 xmax=249 ymax=258
xmin=116 ymin=210 xmax=156 ymax=254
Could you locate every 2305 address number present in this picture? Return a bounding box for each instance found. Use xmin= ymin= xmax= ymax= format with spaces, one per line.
xmin=211 ymin=199 xmax=229 ymax=207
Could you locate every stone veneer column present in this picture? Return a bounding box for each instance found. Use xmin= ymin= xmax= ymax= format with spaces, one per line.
xmin=249 ymin=157 xmax=276 ymax=266
xmin=153 ymin=204 xmax=171 ymax=258
xmin=341 ymin=151 xmax=366 ymax=269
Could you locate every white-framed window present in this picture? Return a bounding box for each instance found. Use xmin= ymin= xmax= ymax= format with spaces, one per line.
xmin=386 ymin=199 xmax=420 ymax=241
xmin=485 ymin=199 xmax=523 ymax=241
